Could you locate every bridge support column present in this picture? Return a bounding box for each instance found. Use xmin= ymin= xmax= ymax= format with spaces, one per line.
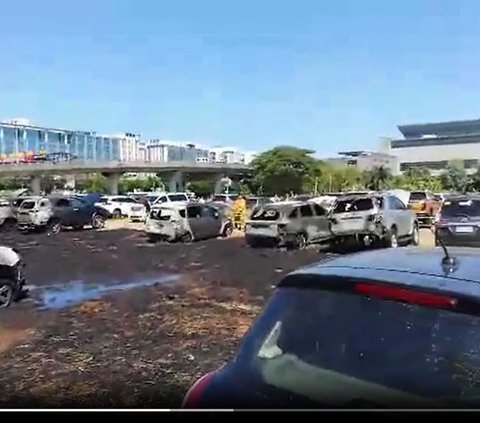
xmin=65 ymin=174 xmax=76 ymax=190
xmin=103 ymin=172 xmax=123 ymax=195
xmin=169 ymin=171 xmax=184 ymax=192
xmin=214 ymin=173 xmax=227 ymax=194
xmin=30 ymin=175 xmax=41 ymax=195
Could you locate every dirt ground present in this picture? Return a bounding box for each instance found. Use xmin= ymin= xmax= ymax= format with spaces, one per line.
xmin=0 ymin=223 xmax=435 ymax=408
xmin=0 ymin=222 xmax=322 ymax=407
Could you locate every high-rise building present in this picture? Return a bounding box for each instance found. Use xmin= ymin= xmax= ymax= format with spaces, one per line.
xmin=0 ymin=120 xmax=123 ymax=162
xmin=116 ymin=132 xmax=141 ymax=162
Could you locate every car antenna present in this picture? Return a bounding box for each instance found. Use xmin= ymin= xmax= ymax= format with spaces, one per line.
xmin=431 ymin=227 xmax=457 ymax=271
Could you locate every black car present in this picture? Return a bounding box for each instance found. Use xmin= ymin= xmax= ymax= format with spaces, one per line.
xmin=50 ymin=196 xmax=109 ymax=232
xmin=183 ymin=247 xmax=480 ymax=409
xmin=435 ymin=196 xmax=480 ymax=247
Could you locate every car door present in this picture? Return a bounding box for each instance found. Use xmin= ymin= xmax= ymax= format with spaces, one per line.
xmin=391 ymin=195 xmax=413 ymax=237
xmin=311 ymin=203 xmax=331 ymax=240
xmin=186 ymin=205 xmax=204 ymax=239
xmin=386 ymin=196 xmax=409 ymax=237
xmin=298 ymin=204 xmax=318 ymax=241
xmin=54 ymin=198 xmax=75 ymax=225
xmin=70 ymin=198 xmax=90 ymax=226
xmin=200 ymin=205 xmax=223 ymax=239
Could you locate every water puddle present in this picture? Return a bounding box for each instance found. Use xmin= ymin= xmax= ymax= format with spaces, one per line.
xmin=30 ymin=273 xmax=181 ymax=310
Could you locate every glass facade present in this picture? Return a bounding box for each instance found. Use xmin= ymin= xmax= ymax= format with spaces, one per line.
xmin=0 ymin=123 xmax=121 ymax=161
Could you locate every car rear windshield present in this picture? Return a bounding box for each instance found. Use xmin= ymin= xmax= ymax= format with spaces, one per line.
xmin=150 ymin=208 xmax=177 ymax=220
xmin=19 ymin=200 xmax=36 ymax=210
xmin=250 ymin=208 xmax=281 ymax=221
xmin=234 ymin=284 xmax=480 ymax=407
xmin=333 ymin=198 xmax=375 ymax=213
xmin=168 ymin=194 xmax=188 ymax=202
xmin=410 ymin=192 xmax=427 ymax=201
xmin=441 ymin=199 xmax=480 ymax=218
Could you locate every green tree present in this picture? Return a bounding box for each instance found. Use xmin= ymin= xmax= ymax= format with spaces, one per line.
xmin=82 ymin=175 xmax=107 ymax=193
xmin=250 ymin=146 xmax=321 ymax=195
xmin=364 ymin=166 xmax=392 ymax=191
xmin=440 ymin=161 xmax=469 ymax=194
xmin=187 ymin=180 xmax=215 ymax=197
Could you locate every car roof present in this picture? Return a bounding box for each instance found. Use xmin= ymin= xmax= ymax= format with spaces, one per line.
xmin=443 ymin=195 xmax=480 ymax=202
xmin=289 ymin=246 xmax=480 ymax=298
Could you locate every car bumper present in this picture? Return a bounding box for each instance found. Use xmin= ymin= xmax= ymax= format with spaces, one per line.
xmin=436 ymin=231 xmax=480 ymax=247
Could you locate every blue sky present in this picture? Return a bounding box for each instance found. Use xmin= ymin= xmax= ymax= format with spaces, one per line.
xmin=0 ymin=0 xmax=479 ymax=156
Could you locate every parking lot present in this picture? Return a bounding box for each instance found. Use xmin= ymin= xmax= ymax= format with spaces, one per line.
xmin=0 ymin=223 xmax=435 ymax=407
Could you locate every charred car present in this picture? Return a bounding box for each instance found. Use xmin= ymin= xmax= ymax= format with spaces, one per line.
xmin=245 ymin=201 xmax=331 ymax=249
xmin=145 ymin=202 xmax=233 ymax=243
xmin=329 ymin=193 xmax=419 ymax=248
xmin=17 ymin=195 xmax=108 ymax=233
xmin=0 ymin=246 xmax=26 ymax=308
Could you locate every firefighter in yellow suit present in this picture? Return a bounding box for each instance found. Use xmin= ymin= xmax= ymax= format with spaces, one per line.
xmin=232 ymin=195 xmax=247 ymax=231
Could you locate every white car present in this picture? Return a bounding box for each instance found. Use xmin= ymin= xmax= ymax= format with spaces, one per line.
xmin=152 ymin=192 xmax=190 ymax=205
xmin=96 ymin=196 xmax=142 ymax=219
xmin=128 ymin=203 xmax=147 ymax=222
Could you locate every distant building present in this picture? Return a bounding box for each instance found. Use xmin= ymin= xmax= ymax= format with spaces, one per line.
xmin=383 ymin=118 xmax=480 ymax=175
xmin=0 ymin=120 xmax=123 ymax=162
xmin=115 ymin=132 xmax=140 ymax=162
xmin=209 ymin=147 xmax=245 ymax=164
xmin=325 ymin=150 xmax=399 ymax=174
xmin=146 ymin=140 xmax=210 ymax=163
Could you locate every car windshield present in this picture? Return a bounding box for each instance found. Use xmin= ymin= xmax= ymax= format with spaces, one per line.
xmin=234 ymin=285 xmax=480 ymax=407
xmin=250 ymin=208 xmax=281 ymax=221
xmin=19 ymin=200 xmax=36 ymax=210
xmin=168 ymin=194 xmax=188 ymax=202
xmin=441 ymin=200 xmax=480 ymax=218
xmin=410 ymin=192 xmax=427 ymax=201
xmin=333 ymin=198 xmax=375 ymax=213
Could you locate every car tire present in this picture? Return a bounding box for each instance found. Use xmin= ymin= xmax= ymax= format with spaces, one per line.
xmin=0 ymin=280 xmax=15 ymax=309
xmin=91 ymin=213 xmax=105 ymax=230
xmin=222 ymin=224 xmax=233 ymax=238
xmin=385 ymin=226 xmax=399 ymax=249
xmin=147 ymin=234 xmax=158 ymax=243
xmin=46 ymin=219 xmax=61 ymax=237
xmin=112 ymin=209 xmax=122 ymax=219
xmin=294 ymin=233 xmax=308 ymax=250
xmin=410 ymin=224 xmax=420 ymax=246
xmin=181 ymin=232 xmax=194 ymax=243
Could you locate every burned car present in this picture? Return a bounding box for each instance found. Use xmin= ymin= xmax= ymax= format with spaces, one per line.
xmin=329 ymin=194 xmax=419 ymax=248
xmin=0 ymin=198 xmax=16 ymax=231
xmin=245 ymin=201 xmax=331 ymax=249
xmin=145 ymin=202 xmax=233 ymax=243
xmin=17 ymin=195 xmax=107 ymax=233
xmin=0 ymin=246 xmax=26 ymax=308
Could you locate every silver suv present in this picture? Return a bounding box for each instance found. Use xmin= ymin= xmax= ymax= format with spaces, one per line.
xmin=245 ymin=201 xmax=331 ymax=249
xmin=330 ymin=194 xmax=419 ymax=248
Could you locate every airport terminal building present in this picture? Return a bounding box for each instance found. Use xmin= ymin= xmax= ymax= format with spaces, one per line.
xmin=0 ymin=119 xmax=126 ymax=162
xmin=383 ymin=118 xmax=480 ymax=175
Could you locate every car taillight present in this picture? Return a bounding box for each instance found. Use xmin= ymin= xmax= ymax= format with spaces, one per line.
xmin=421 ymin=201 xmax=426 ymax=211
xmin=182 ymin=371 xmax=216 ymax=408
xmin=355 ymin=282 xmax=457 ymax=309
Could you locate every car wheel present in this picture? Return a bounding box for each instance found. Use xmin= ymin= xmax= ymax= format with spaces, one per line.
xmin=222 ymin=224 xmax=233 ymax=238
xmin=91 ymin=214 xmax=105 ymax=229
xmin=295 ymin=233 xmax=308 ymax=250
xmin=385 ymin=226 xmax=399 ymax=248
xmin=147 ymin=234 xmax=158 ymax=243
xmin=112 ymin=209 xmax=122 ymax=219
xmin=181 ymin=232 xmax=193 ymax=243
xmin=0 ymin=280 xmax=14 ymax=309
xmin=410 ymin=224 xmax=420 ymax=246
xmin=46 ymin=219 xmax=61 ymax=237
